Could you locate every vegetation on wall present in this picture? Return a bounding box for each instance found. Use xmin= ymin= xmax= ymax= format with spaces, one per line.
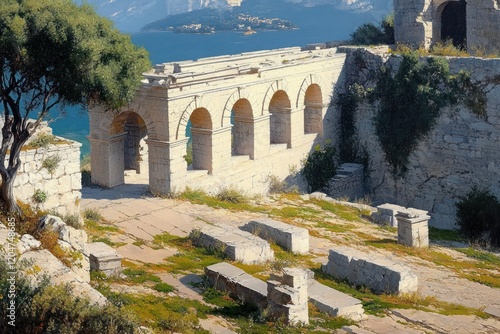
xmin=456 ymin=187 xmax=500 ymax=247
xmin=302 ymin=141 xmax=337 ymax=192
xmin=350 ymin=14 xmax=394 ymax=46
xmin=370 ymin=51 xmax=486 ymax=176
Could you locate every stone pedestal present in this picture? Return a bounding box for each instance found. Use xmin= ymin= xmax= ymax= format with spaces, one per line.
xmin=396 ymin=209 xmax=430 ymax=248
xmin=87 ymin=242 xmax=123 ymax=277
xmin=267 ymin=267 xmax=309 ymax=326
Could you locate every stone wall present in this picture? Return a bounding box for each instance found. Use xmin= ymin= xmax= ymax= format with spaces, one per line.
xmin=394 ymin=0 xmax=500 ymax=53
xmin=342 ymin=47 xmax=500 ymax=229
xmin=326 ymin=163 xmax=364 ymax=200
xmin=13 ymin=136 xmax=82 ymax=218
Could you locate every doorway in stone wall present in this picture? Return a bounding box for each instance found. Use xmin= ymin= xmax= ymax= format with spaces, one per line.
xmin=187 ymin=107 xmax=213 ymax=174
xmin=269 ymin=90 xmax=292 ymax=148
xmin=109 ymin=111 xmax=149 ymax=184
xmin=231 ymin=98 xmax=254 ymax=158
xmin=441 ymin=1 xmax=467 ymax=49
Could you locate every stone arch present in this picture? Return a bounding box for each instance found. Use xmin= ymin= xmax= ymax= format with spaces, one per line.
xmin=295 ymin=74 xmax=326 ymax=109
xmin=230 ymin=98 xmax=254 ymax=157
xmin=433 ymin=0 xmax=466 ymax=49
xmin=221 ymin=88 xmax=257 ymax=127
xmin=188 ymin=107 xmax=213 ymax=172
xmin=99 ymin=102 xmax=157 ymax=140
xmin=176 ymin=97 xmax=203 ymax=140
xmin=261 ymin=80 xmax=290 ymax=116
xmin=268 ymin=90 xmax=292 ymax=146
xmin=303 ymin=84 xmax=323 ymax=134
xmin=108 ymin=111 xmax=149 ymax=175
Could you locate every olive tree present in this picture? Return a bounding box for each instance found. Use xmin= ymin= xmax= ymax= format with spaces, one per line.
xmin=0 ymin=0 xmax=150 ymax=212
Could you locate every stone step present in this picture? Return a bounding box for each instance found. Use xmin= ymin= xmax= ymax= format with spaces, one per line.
xmin=192 ymin=224 xmax=274 ymax=264
xmin=241 ymin=218 xmax=309 ymax=254
xmin=308 ymin=280 xmax=364 ymax=321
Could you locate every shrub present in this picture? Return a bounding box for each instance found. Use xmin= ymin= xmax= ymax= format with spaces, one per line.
xmin=41 ymin=155 xmax=61 ymax=175
xmin=0 ymin=259 xmax=137 ymax=334
xmin=456 ymin=187 xmax=500 ymax=247
xmin=351 ymin=14 xmax=394 ymax=45
xmin=216 ymin=187 xmax=247 ymax=204
xmin=84 ymin=207 xmax=103 ymax=222
xmin=302 ymin=141 xmax=337 ymax=192
xmin=32 ymin=189 xmax=47 ymax=204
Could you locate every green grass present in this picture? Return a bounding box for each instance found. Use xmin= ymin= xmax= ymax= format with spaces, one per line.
xmin=429 ymin=227 xmax=465 ymax=242
xmin=179 ymin=188 xmax=265 ymax=212
xmin=84 ymin=219 xmax=122 ymax=235
xmin=108 ymin=293 xmax=212 ymax=334
xmin=122 ymin=268 xmax=162 ymax=284
xmin=457 ymin=247 xmax=500 ymax=266
xmin=362 ymin=236 xmax=500 ymax=288
xmin=269 ymin=206 xmax=322 ymax=221
xmin=310 ymin=199 xmax=367 ymax=223
xmin=153 ymin=282 xmax=175 ymax=293
xmin=90 ymin=236 xmax=126 ymax=248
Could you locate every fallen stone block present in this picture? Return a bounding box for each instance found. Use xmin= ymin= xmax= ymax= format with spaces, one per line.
xmin=371 ymin=203 xmax=407 ymax=227
xmin=322 ymin=246 xmax=418 ymax=294
xmin=241 ymin=218 xmax=309 ymax=254
xmin=87 ymin=242 xmax=122 ymax=277
xmin=205 ymin=262 xmax=267 ymax=309
xmin=192 ymin=224 xmax=274 ymax=264
xmin=308 ymin=280 xmax=364 ymax=321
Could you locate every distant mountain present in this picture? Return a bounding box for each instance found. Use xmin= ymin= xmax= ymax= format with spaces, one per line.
xmin=75 ymin=0 xmax=392 ymax=33
xmin=75 ymin=0 xmax=242 ymax=32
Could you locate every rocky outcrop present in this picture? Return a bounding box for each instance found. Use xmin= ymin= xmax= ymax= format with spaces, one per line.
xmin=0 ymin=217 xmax=104 ymax=306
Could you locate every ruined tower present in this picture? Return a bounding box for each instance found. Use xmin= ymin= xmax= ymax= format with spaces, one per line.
xmin=394 ymin=0 xmax=500 ymax=53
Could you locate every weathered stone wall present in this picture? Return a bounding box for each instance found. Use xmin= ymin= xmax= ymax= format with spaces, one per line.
xmin=326 ymin=163 xmax=364 ymax=200
xmin=394 ymin=0 xmax=500 ymax=53
xmin=342 ymin=47 xmax=500 ymax=229
xmin=14 ymin=138 xmax=82 ymax=217
xmin=467 ymin=0 xmax=500 ymax=52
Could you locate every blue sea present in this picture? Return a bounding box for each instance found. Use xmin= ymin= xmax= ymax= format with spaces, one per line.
xmin=48 ymin=10 xmax=377 ymax=157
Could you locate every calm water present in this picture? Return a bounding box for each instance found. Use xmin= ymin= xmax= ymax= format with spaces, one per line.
xmin=49 ymin=11 xmax=373 ymax=157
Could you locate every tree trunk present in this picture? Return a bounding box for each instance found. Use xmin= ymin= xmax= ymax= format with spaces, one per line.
xmin=1 ymin=172 xmax=20 ymax=213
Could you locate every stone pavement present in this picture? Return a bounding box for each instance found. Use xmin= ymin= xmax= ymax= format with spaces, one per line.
xmin=81 ymin=176 xmax=500 ymax=333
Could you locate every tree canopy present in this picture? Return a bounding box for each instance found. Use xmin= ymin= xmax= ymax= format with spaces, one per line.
xmin=0 ymin=0 xmax=151 ymax=212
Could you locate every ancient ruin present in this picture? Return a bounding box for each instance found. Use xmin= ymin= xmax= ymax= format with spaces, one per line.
xmin=394 ymin=0 xmax=500 ymax=52
xmin=88 ymin=46 xmax=344 ymax=195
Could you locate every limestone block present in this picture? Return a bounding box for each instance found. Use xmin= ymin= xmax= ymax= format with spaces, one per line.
xmin=205 ymin=262 xmax=268 ymax=309
xmin=242 ymin=218 xmax=309 ymax=254
xmin=322 ymin=247 xmax=418 ymax=294
xmin=396 ymin=209 xmax=430 ymax=248
xmin=268 ymin=283 xmax=301 ymax=305
xmin=372 ymin=203 xmax=407 ymax=227
xmin=87 ymin=242 xmax=122 ymax=277
xmin=192 ymin=224 xmax=274 ymax=264
xmin=308 ymin=280 xmax=364 ymax=321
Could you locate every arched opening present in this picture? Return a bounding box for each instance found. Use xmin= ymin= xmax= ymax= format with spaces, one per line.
xmin=303 ymin=84 xmax=323 ymax=134
xmin=441 ymin=1 xmax=466 ymax=49
xmin=109 ymin=111 xmax=148 ymax=177
xmin=231 ymin=98 xmax=254 ymax=157
xmin=188 ymin=108 xmax=213 ymax=173
xmin=269 ymin=90 xmax=292 ymax=147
